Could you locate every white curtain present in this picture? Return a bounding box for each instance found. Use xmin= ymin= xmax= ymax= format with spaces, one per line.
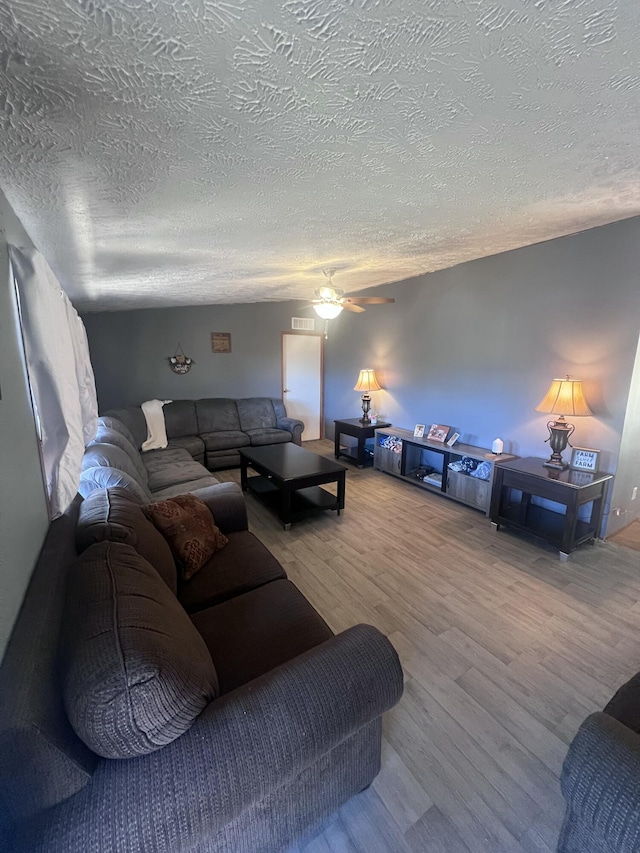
xmin=9 ymin=246 xmax=98 ymax=518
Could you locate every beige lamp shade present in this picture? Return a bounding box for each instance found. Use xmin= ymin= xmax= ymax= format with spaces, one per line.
xmin=535 ymin=377 xmax=592 ymax=417
xmin=353 ymin=369 xmax=381 ymax=392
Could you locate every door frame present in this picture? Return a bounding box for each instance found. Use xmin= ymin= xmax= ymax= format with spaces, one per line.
xmin=281 ymin=331 xmax=325 ymax=439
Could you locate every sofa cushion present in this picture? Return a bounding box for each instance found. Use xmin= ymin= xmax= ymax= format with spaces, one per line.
xmin=97 ymin=416 xmax=138 ymax=449
xmin=102 ymin=407 xmax=148 ymax=449
xmin=151 ymin=476 xmax=220 ymax=501
xmin=163 ymin=400 xmax=198 ymax=438
xmin=142 ymin=448 xmax=213 ymax=492
xmin=191 ymin=579 xmax=333 ymax=694
xmin=205 ymin=451 xmax=242 ymax=471
xmin=88 ymin=426 xmax=148 ymax=483
xmin=246 ymin=428 xmax=292 ymax=447
xmin=79 ymin=466 xmax=152 ymax=504
xmin=82 ymin=443 xmax=145 ymax=488
xmin=201 ymin=430 xmax=250 ymax=451
xmin=62 ymin=542 xmax=218 ymax=759
xmin=168 ymin=434 xmax=206 ymax=461
xmin=196 ymin=398 xmax=241 ymax=433
xmin=77 ymin=488 xmax=177 ymax=593
xmin=237 ymin=397 xmax=277 ymax=431
xmin=178 ymin=530 xmax=287 ymax=613
xmin=143 ymin=494 xmax=229 ymax=580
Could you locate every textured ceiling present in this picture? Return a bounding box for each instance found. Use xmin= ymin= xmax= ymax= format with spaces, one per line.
xmin=1 ymin=1 xmax=640 ymax=312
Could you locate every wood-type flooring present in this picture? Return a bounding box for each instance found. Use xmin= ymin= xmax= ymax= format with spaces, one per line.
xmin=608 ymin=518 xmax=640 ymax=552
xmin=216 ymin=440 xmax=640 ymax=853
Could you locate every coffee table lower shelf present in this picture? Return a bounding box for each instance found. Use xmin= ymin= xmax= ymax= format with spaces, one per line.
xmin=246 ymin=475 xmax=341 ymax=528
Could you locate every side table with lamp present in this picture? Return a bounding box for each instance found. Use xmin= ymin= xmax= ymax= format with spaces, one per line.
xmin=491 ymin=375 xmax=612 ymax=559
xmin=534 ymin=375 xmax=593 ymax=469
xmin=334 ymin=369 xmax=390 ymax=468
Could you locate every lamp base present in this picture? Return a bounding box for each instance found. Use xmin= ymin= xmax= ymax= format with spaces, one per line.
xmin=542 ymin=418 xmax=574 ymax=472
xmin=359 ymin=393 xmax=372 ymax=425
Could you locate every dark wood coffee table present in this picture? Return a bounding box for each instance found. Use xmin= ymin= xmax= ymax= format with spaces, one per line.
xmin=239 ymin=443 xmax=347 ymax=530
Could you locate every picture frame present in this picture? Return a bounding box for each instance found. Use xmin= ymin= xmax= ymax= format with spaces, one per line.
xmin=211 ymin=332 xmax=232 ymax=354
xmin=446 ymin=431 xmax=461 ymax=447
xmin=569 ymin=446 xmax=601 ymax=472
xmin=427 ymin=423 xmax=451 ymax=443
xmin=413 ymin=424 xmax=425 ymax=438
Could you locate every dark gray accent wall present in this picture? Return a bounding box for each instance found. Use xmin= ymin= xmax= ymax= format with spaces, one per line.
xmin=83 ymin=302 xmax=298 ymax=410
xmin=0 ymin=190 xmax=50 ymax=661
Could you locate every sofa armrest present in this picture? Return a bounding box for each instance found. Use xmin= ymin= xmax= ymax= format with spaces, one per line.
xmin=190 ymin=482 xmax=248 ymax=533
xmin=150 ymin=623 xmax=401 ymax=823
xmin=277 ymin=416 xmax=304 ymax=445
xmin=193 ymin=483 xmax=249 ymax=533
xmin=26 ymin=623 xmax=400 ymax=853
xmin=560 ymin=711 xmax=640 ymax=853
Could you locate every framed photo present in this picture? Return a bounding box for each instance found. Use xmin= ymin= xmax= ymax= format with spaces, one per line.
xmin=211 ymin=332 xmax=232 ymax=353
xmin=569 ymin=446 xmax=601 ymax=472
xmin=446 ymin=431 xmax=461 ymax=447
xmin=413 ymin=424 xmax=425 ymax=438
xmin=427 ymin=423 xmax=451 ymax=443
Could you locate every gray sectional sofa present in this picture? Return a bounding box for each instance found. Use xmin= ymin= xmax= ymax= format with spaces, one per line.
xmin=80 ymin=414 xmax=220 ymax=504
xmin=79 ymin=397 xmax=304 ymax=503
xmin=105 ymin=397 xmax=304 ymax=470
xmin=0 ymin=483 xmax=403 ymax=852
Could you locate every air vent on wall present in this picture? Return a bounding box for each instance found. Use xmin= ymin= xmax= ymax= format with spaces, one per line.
xmin=291 ymin=317 xmax=315 ymax=331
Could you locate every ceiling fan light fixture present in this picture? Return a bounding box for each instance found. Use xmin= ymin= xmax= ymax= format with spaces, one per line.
xmin=313 ymin=302 xmax=343 ymax=319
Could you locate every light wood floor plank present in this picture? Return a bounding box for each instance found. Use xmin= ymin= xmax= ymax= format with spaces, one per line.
xmin=214 ymin=441 xmax=640 ymax=853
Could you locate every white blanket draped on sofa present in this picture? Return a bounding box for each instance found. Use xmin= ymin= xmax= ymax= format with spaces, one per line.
xmin=141 ymin=399 xmax=172 ymax=451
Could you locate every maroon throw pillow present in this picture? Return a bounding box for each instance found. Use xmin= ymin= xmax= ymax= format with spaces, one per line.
xmin=143 ymin=494 xmax=228 ymax=580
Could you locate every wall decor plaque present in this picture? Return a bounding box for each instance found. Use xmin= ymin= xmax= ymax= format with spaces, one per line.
xmin=211 ymin=332 xmax=232 ymax=353
xmin=168 ymin=343 xmax=194 ymax=374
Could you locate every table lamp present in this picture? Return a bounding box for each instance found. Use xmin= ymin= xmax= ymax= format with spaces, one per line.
xmin=353 ymin=369 xmax=381 ymax=424
xmin=535 ymin=376 xmax=592 ymax=469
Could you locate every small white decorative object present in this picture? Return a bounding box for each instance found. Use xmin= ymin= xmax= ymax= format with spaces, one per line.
xmin=370 ymin=414 xmax=377 ymax=425
xmin=492 ymin=438 xmax=504 ymax=455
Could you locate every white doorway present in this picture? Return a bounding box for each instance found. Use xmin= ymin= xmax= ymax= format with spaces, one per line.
xmin=281 ymin=332 xmax=323 ymax=440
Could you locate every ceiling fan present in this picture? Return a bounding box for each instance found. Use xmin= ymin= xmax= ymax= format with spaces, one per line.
xmin=309 ymin=269 xmax=395 ymax=319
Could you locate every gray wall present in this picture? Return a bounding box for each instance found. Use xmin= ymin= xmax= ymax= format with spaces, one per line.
xmin=321 ymin=218 xmax=640 ymax=535
xmin=83 ymin=302 xmax=301 ymax=411
xmin=85 ymin=217 xmax=640 ymax=537
xmin=0 ymin=190 xmax=49 ymax=661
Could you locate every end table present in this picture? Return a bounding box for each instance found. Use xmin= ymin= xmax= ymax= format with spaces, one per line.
xmin=334 ymin=418 xmax=391 ymax=468
xmin=490 ymin=456 xmax=613 ymax=560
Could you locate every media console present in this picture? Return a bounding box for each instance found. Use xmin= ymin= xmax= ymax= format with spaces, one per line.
xmin=373 ymin=426 xmax=515 ymax=515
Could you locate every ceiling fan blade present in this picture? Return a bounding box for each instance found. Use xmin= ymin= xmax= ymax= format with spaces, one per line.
xmin=342 ymin=302 xmax=366 ymax=313
xmin=344 ymin=296 xmax=395 ymax=305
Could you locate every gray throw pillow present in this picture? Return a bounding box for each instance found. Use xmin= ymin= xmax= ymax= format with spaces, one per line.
xmin=62 ymin=541 xmax=218 ymax=758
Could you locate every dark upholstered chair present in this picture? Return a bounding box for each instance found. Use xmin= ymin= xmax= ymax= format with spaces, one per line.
xmin=558 ymin=672 xmax=640 ymax=852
